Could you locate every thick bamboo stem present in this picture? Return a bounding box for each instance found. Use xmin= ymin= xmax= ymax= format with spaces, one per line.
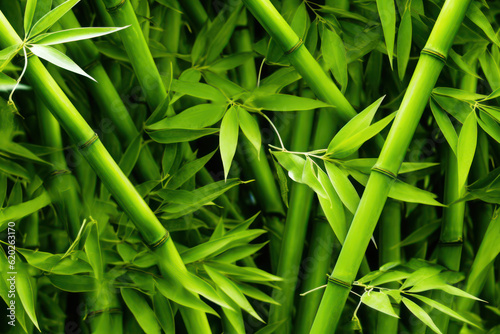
xmin=310 ymin=1 xmax=472 ymax=332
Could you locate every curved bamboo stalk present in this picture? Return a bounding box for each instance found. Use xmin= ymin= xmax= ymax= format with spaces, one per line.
xmin=0 ymin=10 xmax=212 ymax=334
xmin=309 ymin=1 xmax=473 ymax=332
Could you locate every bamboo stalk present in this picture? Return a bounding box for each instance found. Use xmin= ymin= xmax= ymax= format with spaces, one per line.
xmin=0 ymin=11 xmax=212 ymax=334
xmin=241 ymin=0 xmax=357 ymax=121
xmin=97 ymin=0 xmax=243 ymax=221
xmin=269 ymin=106 xmax=315 ymax=333
xmin=309 ymin=1 xmax=473 ymax=332
xmin=428 ymin=57 xmax=477 ymax=333
xmin=376 ymin=200 xmax=401 ymax=334
xmin=52 ymin=0 xmax=159 ymax=181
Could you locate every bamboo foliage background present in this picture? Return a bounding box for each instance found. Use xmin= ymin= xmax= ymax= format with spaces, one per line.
xmin=0 ymin=0 xmax=499 ymax=333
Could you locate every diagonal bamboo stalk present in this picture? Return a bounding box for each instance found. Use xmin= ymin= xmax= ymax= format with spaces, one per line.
xmin=52 ymin=0 xmax=159 ymax=182
xmin=96 ymin=0 xmax=243 ymax=221
xmin=0 ymin=10 xmax=212 ymax=334
xmin=309 ymin=1 xmax=473 ymax=332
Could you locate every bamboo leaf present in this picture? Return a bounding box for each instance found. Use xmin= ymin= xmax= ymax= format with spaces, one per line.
xmin=430 ymin=98 xmax=458 ymax=155
xmin=17 ymin=260 xmax=40 ymax=330
xmin=32 ymin=26 xmax=128 ymax=45
xmin=0 ymin=44 xmax=21 ymax=72
xmin=205 ymin=265 xmax=264 ymax=322
xmin=457 ymin=111 xmax=477 ymax=189
xmin=317 ymin=167 xmax=347 ymax=243
xmin=48 ymin=274 xmax=97 ymax=292
xmin=402 ymin=297 xmax=442 ymax=334
xmin=238 ymin=108 xmax=261 ymax=156
xmin=325 ymin=161 xmax=360 ymax=214
xmin=153 ymin=293 xmax=175 ymax=334
xmin=217 ymin=286 xmax=245 ymax=334
xmin=167 ymin=149 xmax=217 ymax=190
xmin=29 ymin=0 xmax=80 ymax=38
xmin=121 ymin=288 xmax=161 ymax=334
xmin=0 ymin=191 xmax=51 ymax=231
xmin=410 ymin=294 xmax=481 ymax=328
xmin=397 ymin=7 xmax=412 ymax=81
xmin=29 ymin=44 xmax=95 ymax=81
xmin=272 ymin=152 xmax=306 ymax=184
xmin=24 ymin=0 xmax=37 ymax=35
xmin=84 ymin=220 xmax=103 ymax=280
xmin=327 ymin=96 xmax=385 ymax=152
xmin=220 ymin=105 xmax=239 ymax=180
xmin=466 ymin=2 xmax=500 ymax=48
xmin=147 ymin=128 xmax=219 ymax=144
xmin=252 ymin=94 xmax=331 ymax=111
xmin=376 ymin=0 xmax=396 ymax=67
xmin=206 ymin=4 xmax=242 ymax=63
xmin=321 ymin=24 xmax=348 ymax=91
xmin=477 ymin=110 xmax=500 ymax=143
xmin=155 ymin=277 xmax=218 ymax=316
xmin=361 ymin=291 xmax=399 ymax=318
xmin=329 ymin=111 xmax=396 ymax=158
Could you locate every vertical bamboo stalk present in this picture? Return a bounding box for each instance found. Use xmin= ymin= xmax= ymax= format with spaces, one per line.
xmin=310 ymin=1 xmax=472 ymax=332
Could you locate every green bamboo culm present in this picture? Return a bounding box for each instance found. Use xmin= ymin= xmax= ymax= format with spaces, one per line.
xmin=241 ymin=0 xmax=356 ymax=121
xmin=310 ymin=1 xmax=473 ymax=332
xmin=376 ymin=200 xmax=401 ymax=334
xmin=0 ymin=10 xmax=212 ymax=334
xmin=97 ymin=0 xmax=243 ymax=221
xmin=52 ymin=0 xmax=160 ymax=181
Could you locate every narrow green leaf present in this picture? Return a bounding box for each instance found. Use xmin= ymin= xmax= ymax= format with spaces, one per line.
xmin=121 ymin=288 xmax=161 ymax=334
xmin=432 ymin=87 xmax=486 ymax=102
xmin=397 ymin=8 xmax=412 ymax=81
xmin=361 ymin=291 xmax=399 ymax=318
xmin=147 ymin=128 xmax=219 ymax=144
xmin=167 ymin=150 xmax=217 ymax=190
xmin=205 ymin=265 xmax=264 ymax=323
xmin=272 ymin=152 xmax=306 ymax=183
xmin=430 ymin=98 xmax=458 ymax=155
xmin=329 ymin=111 xmax=396 ymax=158
xmin=220 ymin=106 xmax=239 ymax=180
xmin=325 ymin=161 xmax=360 ymax=214
xmin=457 ymin=111 xmax=477 ymax=189
xmin=206 ymin=4 xmax=243 ymax=63
xmin=376 ymin=0 xmax=396 ymax=67
xmin=0 ymin=191 xmax=51 ymax=231
xmin=317 ymin=167 xmax=347 ymax=243
xmin=238 ymin=108 xmax=261 ymax=156
xmin=410 ymin=294 xmax=481 ymax=328
xmin=24 ymin=0 xmax=38 ymax=35
xmin=48 ymin=274 xmax=97 ymax=292
xmin=32 ymin=26 xmax=128 ymax=45
xmin=466 ymin=2 xmax=500 ymax=48
xmin=327 ymin=96 xmax=385 ymax=152
xmin=321 ymin=24 xmax=348 ymax=90
xmin=29 ymin=44 xmax=95 ymax=81
xmin=153 ymin=293 xmax=175 ymax=334
xmin=252 ymin=94 xmax=331 ymax=111
xmin=0 ymin=45 xmax=21 ymax=72
xmin=84 ymin=220 xmax=103 ymax=280
xmin=402 ymin=297 xmax=442 ymax=334
xmin=29 ymin=0 xmax=80 ymax=38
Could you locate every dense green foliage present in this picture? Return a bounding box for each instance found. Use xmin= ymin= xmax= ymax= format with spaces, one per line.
xmin=0 ymin=0 xmax=500 ymax=333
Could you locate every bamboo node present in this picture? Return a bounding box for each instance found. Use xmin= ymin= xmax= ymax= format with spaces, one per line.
xmin=284 ymin=39 xmax=303 ymax=56
xmin=106 ymin=0 xmax=127 ymax=13
xmin=421 ymin=48 xmax=447 ymax=63
xmin=78 ymin=133 xmax=99 ymax=151
xmin=148 ymin=232 xmax=170 ymax=250
xmin=327 ymin=275 xmax=351 ymax=289
xmin=439 ymin=238 xmax=463 ymax=246
xmin=371 ymin=166 xmax=397 ymax=179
